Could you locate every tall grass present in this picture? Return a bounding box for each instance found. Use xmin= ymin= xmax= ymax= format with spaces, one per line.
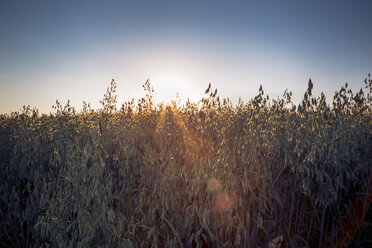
xmin=0 ymin=76 xmax=371 ymax=247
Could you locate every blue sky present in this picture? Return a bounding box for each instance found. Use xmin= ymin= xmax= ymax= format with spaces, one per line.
xmin=1 ymin=0 xmax=371 ymax=113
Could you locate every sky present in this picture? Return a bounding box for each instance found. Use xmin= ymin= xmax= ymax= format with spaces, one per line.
xmin=0 ymin=0 xmax=372 ymax=113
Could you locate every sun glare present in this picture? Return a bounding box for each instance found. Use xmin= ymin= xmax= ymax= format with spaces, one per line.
xmin=151 ymin=74 xmax=203 ymax=105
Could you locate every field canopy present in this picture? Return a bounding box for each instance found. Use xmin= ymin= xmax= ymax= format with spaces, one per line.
xmin=0 ymin=76 xmax=371 ymax=247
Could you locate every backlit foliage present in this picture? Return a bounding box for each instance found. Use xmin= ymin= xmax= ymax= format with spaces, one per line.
xmin=1 ymin=76 xmax=371 ymax=247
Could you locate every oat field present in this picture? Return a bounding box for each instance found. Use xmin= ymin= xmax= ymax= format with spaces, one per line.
xmin=1 ymin=76 xmax=371 ymax=247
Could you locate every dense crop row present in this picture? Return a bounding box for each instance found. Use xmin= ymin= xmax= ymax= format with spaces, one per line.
xmin=1 ymin=76 xmax=371 ymax=247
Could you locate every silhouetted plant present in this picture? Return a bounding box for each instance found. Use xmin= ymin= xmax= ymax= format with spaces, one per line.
xmin=0 ymin=75 xmax=371 ymax=247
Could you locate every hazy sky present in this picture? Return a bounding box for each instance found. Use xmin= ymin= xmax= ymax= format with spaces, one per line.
xmin=1 ymin=0 xmax=371 ymax=113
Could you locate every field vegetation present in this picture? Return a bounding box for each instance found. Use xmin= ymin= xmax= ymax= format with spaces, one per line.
xmin=0 ymin=75 xmax=371 ymax=247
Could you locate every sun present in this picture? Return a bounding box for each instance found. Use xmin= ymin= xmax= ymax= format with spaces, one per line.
xmin=151 ymin=74 xmax=203 ymax=105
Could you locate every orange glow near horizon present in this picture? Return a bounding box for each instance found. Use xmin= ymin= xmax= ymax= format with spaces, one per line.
xmin=151 ymin=74 xmax=204 ymax=105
